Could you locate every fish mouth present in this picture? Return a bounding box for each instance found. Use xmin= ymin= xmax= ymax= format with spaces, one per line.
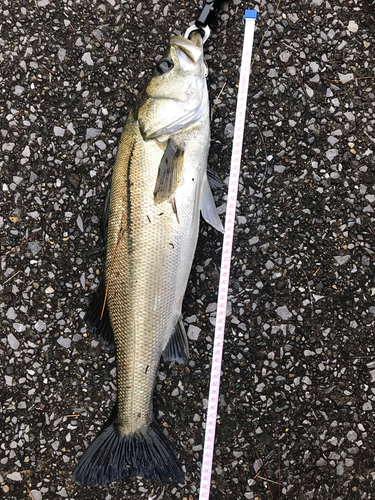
xmin=169 ymin=36 xmax=203 ymax=63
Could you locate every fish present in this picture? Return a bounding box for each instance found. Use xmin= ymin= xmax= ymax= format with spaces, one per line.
xmin=72 ymin=31 xmax=223 ymax=487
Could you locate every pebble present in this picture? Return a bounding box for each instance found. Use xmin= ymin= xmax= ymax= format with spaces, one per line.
xmin=327 ymin=136 xmax=339 ymax=146
xmin=224 ymin=123 xmax=234 ymax=138
xmin=303 ymin=350 xmax=315 ymax=357
xmin=206 ymin=303 xmax=217 ymax=314
xmin=344 ymin=111 xmax=355 ymax=121
xmin=7 ymin=333 xmax=20 ymax=350
xmin=56 ymin=487 xmax=68 ymax=497
xmin=7 ymin=472 xmax=22 ymax=481
xmin=185 ymin=315 xmax=197 ymax=323
xmin=334 ymin=255 xmax=350 ymax=265
xmin=347 ymin=430 xmax=357 ymax=441
xmin=275 ymin=306 xmax=292 ymax=320
xmin=326 ymin=149 xmax=338 ymax=161
xmin=28 ymin=241 xmax=42 ymax=256
xmin=57 ymin=48 xmax=66 ymax=62
xmin=347 ymin=20 xmax=359 ymax=33
xmin=86 ymin=128 xmax=102 ymax=139
xmin=338 ymin=72 xmax=354 ymax=82
xmin=53 ymin=126 xmax=65 ymax=137
xmin=34 ymin=320 xmax=47 ymax=332
xmin=95 ymin=140 xmax=106 ymax=150
xmin=336 ymin=463 xmax=344 ymax=476
xmin=13 ymin=176 xmax=23 ymax=185
xmin=13 ymin=323 xmax=26 ymax=332
xmin=28 ymin=211 xmax=40 ymax=220
xmin=52 ymin=440 xmax=60 ymax=451
xmin=280 ymin=50 xmax=291 ymax=63
xmin=305 ymin=85 xmax=314 ymax=98
xmin=187 ymin=325 xmax=201 ymax=341
xmin=14 ymin=85 xmax=25 ymax=96
xmin=77 ymin=215 xmax=84 ymax=232
xmin=274 ymin=165 xmax=286 ymax=173
xmin=6 ymin=307 xmax=16 ymax=320
xmin=82 ymin=52 xmax=94 ymax=65
xmin=57 ymin=337 xmax=71 ymax=349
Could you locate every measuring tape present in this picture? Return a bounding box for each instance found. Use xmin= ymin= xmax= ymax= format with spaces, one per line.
xmin=198 ymin=10 xmax=257 ymax=499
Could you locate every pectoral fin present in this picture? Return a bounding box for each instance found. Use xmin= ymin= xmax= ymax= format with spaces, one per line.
xmin=201 ymin=173 xmax=224 ymax=233
xmin=154 ymin=139 xmax=185 ymax=205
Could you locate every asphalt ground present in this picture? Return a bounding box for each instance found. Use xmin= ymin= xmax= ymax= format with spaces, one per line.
xmin=1 ymin=1 xmax=375 ymax=499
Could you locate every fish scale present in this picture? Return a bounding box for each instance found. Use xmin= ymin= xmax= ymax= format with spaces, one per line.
xmin=108 ymin=108 xmax=208 ymax=433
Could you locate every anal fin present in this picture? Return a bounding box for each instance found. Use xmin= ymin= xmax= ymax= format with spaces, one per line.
xmin=84 ymin=279 xmax=115 ymax=348
xmin=162 ymin=317 xmax=189 ymax=365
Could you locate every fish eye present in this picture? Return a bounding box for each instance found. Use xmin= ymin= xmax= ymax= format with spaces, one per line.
xmin=156 ymin=59 xmax=174 ymax=74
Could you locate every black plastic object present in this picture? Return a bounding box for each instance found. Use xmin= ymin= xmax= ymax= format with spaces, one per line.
xmin=196 ymin=0 xmax=226 ymax=28
xmin=195 ymin=0 xmax=215 ymax=28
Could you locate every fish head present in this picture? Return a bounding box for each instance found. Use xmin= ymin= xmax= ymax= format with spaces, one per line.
xmin=138 ymin=32 xmax=209 ymax=140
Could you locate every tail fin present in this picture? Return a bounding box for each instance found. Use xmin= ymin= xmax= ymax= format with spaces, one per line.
xmin=72 ymin=420 xmax=184 ymax=486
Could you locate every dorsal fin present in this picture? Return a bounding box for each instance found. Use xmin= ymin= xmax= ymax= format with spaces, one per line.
xmin=84 ymin=279 xmax=115 ymax=348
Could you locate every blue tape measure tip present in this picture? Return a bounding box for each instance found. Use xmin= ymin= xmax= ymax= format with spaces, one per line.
xmin=244 ymin=9 xmax=257 ymax=20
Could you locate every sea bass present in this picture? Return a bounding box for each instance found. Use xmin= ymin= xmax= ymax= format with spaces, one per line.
xmin=72 ymin=32 xmax=222 ymax=487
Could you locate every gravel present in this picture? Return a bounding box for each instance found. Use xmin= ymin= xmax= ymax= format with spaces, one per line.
xmin=6 ymin=334 xmax=20 ymax=350
xmin=1 ymin=0 xmax=375 ymax=499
